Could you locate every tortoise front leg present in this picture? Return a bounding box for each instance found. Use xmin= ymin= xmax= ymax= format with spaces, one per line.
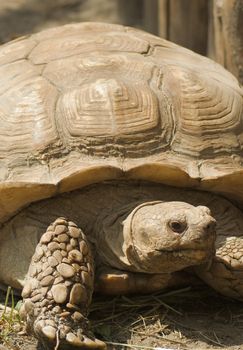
xmin=20 ymin=218 xmax=106 ymax=349
xmin=195 ymin=237 xmax=243 ymax=300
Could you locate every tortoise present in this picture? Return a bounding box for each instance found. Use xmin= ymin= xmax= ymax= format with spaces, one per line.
xmin=0 ymin=21 xmax=243 ymax=349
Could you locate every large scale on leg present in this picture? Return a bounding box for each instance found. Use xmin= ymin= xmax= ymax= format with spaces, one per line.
xmin=0 ymin=22 xmax=242 ymax=349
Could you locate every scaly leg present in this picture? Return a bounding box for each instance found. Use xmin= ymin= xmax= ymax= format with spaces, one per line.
xmin=196 ymin=236 xmax=243 ymax=300
xmin=20 ymin=218 xmax=106 ymax=349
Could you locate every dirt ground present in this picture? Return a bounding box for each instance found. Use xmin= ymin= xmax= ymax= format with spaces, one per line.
xmin=1 ymin=1 xmax=243 ymax=350
xmin=2 ymin=285 xmax=243 ymax=350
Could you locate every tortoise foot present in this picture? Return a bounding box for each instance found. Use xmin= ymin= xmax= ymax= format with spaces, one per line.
xmin=34 ymin=308 xmax=106 ymax=349
xmin=21 ymin=217 xmax=105 ymax=349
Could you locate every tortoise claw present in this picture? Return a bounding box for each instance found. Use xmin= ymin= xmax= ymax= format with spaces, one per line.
xmin=83 ymin=337 xmax=107 ymax=349
xmin=66 ymin=333 xmax=106 ymax=349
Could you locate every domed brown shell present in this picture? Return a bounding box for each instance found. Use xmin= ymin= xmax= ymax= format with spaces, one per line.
xmin=0 ymin=22 xmax=242 ymax=223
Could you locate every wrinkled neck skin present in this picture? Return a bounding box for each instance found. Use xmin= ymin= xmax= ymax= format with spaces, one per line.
xmin=95 ymin=200 xmax=216 ymax=274
xmin=121 ymin=202 xmax=166 ymax=272
xmin=93 ymin=203 xmax=138 ymax=272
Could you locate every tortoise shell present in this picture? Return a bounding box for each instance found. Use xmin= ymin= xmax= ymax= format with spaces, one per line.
xmin=0 ymin=22 xmax=242 ymax=222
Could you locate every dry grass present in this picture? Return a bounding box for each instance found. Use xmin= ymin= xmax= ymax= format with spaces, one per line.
xmin=0 ymin=287 xmax=190 ymax=349
xmin=89 ymin=286 xmax=243 ymax=350
xmin=0 ymin=287 xmax=24 ymax=346
xmin=1 ymin=286 xmax=243 ymax=350
xmin=90 ymin=287 xmax=192 ymax=349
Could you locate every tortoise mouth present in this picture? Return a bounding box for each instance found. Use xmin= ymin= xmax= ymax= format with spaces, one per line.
xmin=155 ymin=248 xmax=214 ymax=260
xmin=156 ymin=248 xmax=209 ymax=252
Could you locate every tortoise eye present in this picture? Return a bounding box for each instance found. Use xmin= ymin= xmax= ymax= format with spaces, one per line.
xmin=169 ymin=221 xmax=187 ymax=234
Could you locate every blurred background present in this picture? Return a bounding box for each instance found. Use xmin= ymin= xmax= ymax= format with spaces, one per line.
xmin=0 ymin=0 xmax=242 ymax=83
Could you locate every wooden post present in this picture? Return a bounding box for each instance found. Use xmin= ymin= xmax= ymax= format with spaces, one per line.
xmin=157 ymin=0 xmax=168 ymax=38
xmin=117 ymin=0 xmax=143 ymax=28
xmin=143 ymin=0 xmax=159 ymax=34
xmin=210 ymin=0 xmax=243 ymax=84
xmin=166 ymin=0 xmax=209 ymax=55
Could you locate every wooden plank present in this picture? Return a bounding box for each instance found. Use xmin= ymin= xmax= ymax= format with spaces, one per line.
xmin=207 ymin=0 xmax=216 ymax=60
xmin=168 ymin=0 xmax=209 ymax=55
xmin=117 ymin=0 xmax=143 ymax=28
xmin=211 ymin=0 xmax=243 ymax=84
xmin=143 ymin=0 xmax=159 ymax=34
xmin=157 ymin=0 xmax=168 ymax=38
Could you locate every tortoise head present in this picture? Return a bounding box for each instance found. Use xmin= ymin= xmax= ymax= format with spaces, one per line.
xmin=121 ymin=201 xmax=216 ymax=273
